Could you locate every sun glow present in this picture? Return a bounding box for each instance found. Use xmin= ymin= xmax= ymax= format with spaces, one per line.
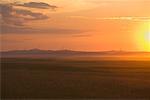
xmin=135 ymin=22 xmax=150 ymax=51
xmin=148 ymin=32 xmax=150 ymax=41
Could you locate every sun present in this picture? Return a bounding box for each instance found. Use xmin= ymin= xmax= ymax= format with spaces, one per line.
xmin=145 ymin=32 xmax=150 ymax=49
xmin=134 ymin=22 xmax=150 ymax=51
xmin=148 ymin=32 xmax=150 ymax=42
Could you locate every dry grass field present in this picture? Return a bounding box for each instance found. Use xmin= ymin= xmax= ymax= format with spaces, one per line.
xmin=1 ymin=58 xmax=150 ymax=99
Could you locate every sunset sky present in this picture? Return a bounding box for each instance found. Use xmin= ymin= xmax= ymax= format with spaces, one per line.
xmin=1 ymin=0 xmax=150 ymax=51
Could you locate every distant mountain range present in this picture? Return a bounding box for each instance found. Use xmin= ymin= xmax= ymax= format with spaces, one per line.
xmin=1 ymin=49 xmax=150 ymax=58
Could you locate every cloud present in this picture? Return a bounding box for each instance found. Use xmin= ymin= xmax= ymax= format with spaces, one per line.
xmin=70 ymin=16 xmax=150 ymax=22
xmin=72 ymin=34 xmax=92 ymax=37
xmin=14 ymin=2 xmax=58 ymax=10
xmin=87 ymin=0 xmax=150 ymax=4
xmin=1 ymin=24 xmax=85 ymax=34
xmin=1 ymin=24 xmax=39 ymax=34
xmin=15 ymin=9 xmax=49 ymax=20
xmin=0 ymin=2 xmax=58 ymax=34
xmin=0 ymin=2 xmax=86 ymax=35
xmin=97 ymin=17 xmax=150 ymax=22
xmin=0 ymin=3 xmax=49 ymax=27
xmin=0 ymin=4 xmax=19 ymax=26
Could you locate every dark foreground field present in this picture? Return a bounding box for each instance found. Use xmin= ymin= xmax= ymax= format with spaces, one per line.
xmin=1 ymin=58 xmax=150 ymax=99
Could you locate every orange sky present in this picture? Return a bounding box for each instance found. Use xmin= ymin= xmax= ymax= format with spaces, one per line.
xmin=1 ymin=0 xmax=150 ymax=51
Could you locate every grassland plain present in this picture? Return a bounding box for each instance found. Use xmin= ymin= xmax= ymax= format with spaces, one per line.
xmin=1 ymin=58 xmax=150 ymax=99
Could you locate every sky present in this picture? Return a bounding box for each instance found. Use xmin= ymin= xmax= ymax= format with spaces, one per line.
xmin=0 ymin=0 xmax=150 ymax=51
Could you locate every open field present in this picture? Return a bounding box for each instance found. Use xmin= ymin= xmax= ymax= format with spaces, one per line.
xmin=1 ymin=58 xmax=150 ymax=99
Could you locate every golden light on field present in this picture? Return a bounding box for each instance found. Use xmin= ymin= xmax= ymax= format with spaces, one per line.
xmin=135 ymin=22 xmax=150 ymax=51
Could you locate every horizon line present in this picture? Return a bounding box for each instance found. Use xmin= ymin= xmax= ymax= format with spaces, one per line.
xmin=1 ymin=48 xmax=150 ymax=53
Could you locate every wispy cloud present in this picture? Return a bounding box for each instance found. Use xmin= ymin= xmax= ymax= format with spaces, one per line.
xmin=72 ymin=34 xmax=92 ymax=37
xmin=0 ymin=2 xmax=60 ymax=34
xmin=1 ymin=24 xmax=86 ymax=34
xmin=0 ymin=3 xmax=50 ymax=26
xmin=14 ymin=2 xmax=58 ymax=10
xmin=70 ymin=16 xmax=150 ymax=22
xmin=87 ymin=0 xmax=150 ymax=4
xmin=97 ymin=17 xmax=150 ymax=22
xmin=0 ymin=2 xmax=88 ymax=34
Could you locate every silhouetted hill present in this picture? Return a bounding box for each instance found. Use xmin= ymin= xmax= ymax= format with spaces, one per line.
xmin=1 ymin=49 xmax=150 ymax=58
